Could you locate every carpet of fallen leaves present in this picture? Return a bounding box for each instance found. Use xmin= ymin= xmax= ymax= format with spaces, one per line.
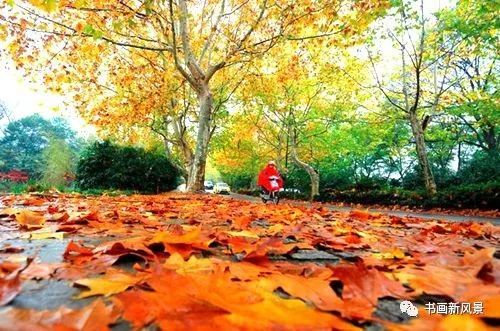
xmin=0 ymin=193 xmax=498 ymax=331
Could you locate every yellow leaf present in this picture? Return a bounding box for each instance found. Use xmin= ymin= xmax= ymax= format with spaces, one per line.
xmin=373 ymin=248 xmax=405 ymax=260
xmin=74 ymin=271 xmax=142 ymax=299
xmin=29 ymin=231 xmax=64 ymax=240
xmin=268 ymin=223 xmax=284 ymax=235
xmin=225 ymin=230 xmax=260 ymax=239
xmin=164 ymin=253 xmax=214 ymax=275
xmin=15 ymin=211 xmax=46 ymax=229
xmin=0 ymin=25 xmax=8 ymax=41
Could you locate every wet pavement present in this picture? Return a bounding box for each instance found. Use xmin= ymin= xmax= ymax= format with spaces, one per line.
xmin=1 ymin=236 xmax=114 ymax=312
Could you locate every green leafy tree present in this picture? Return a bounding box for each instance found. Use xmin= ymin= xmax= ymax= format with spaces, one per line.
xmin=0 ymin=114 xmax=79 ymax=177
xmin=438 ymin=0 xmax=499 ymax=154
xmin=41 ymin=138 xmax=76 ymax=187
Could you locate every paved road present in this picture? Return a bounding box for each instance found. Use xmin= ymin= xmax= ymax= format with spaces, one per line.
xmin=228 ymin=193 xmax=500 ymax=226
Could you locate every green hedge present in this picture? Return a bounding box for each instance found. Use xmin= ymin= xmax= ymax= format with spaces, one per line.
xmin=76 ymin=141 xmax=179 ymax=193
xmin=318 ymin=181 xmax=500 ymax=209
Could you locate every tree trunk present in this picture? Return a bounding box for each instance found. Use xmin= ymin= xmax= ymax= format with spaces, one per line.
xmin=483 ymin=125 xmax=498 ymax=153
xmin=290 ymin=139 xmax=319 ymax=201
xmin=162 ymin=137 xmax=189 ymax=182
xmin=186 ymin=87 xmax=212 ymax=192
xmin=178 ymin=143 xmax=193 ymax=182
xmin=170 ymin=117 xmax=194 ymax=182
xmin=457 ymin=142 xmax=462 ymax=173
xmin=408 ymin=111 xmax=437 ymax=195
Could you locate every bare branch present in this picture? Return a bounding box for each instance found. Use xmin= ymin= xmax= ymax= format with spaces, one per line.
xmin=366 ymin=48 xmax=407 ymax=112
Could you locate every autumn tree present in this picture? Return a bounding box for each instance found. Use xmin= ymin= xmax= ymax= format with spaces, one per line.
xmin=211 ymin=111 xmax=267 ymax=189
xmin=219 ymin=42 xmax=370 ymax=199
xmin=1 ymin=0 xmax=390 ymax=191
xmin=242 ymin=52 xmax=327 ymax=200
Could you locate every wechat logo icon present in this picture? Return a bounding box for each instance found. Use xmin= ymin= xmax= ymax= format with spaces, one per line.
xmin=400 ymin=301 xmax=419 ymax=317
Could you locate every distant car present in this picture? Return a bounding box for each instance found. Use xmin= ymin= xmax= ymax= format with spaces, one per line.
xmin=176 ymin=183 xmax=187 ymax=192
xmin=284 ymin=188 xmax=301 ymax=194
xmin=204 ymin=180 xmax=214 ymax=193
xmin=213 ymin=182 xmax=231 ymax=194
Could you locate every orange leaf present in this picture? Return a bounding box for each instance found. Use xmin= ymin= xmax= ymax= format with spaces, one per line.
xmin=0 ymin=299 xmax=119 ymax=331
xmin=15 ymin=210 xmax=45 ymax=229
xmin=63 ymin=241 xmax=94 ymax=263
xmin=151 ymin=227 xmax=202 ymax=244
xmin=350 ymin=210 xmax=370 ymax=221
xmin=261 ymin=273 xmax=344 ymax=311
xmin=329 ymin=263 xmax=407 ymax=319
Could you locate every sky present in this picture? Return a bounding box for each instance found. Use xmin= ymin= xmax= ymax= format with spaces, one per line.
xmin=0 ymin=61 xmax=95 ymax=137
xmin=0 ymin=0 xmax=452 ymax=138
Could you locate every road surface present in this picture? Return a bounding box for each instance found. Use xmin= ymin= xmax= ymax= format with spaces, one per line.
xmin=228 ymin=193 xmax=500 ymax=226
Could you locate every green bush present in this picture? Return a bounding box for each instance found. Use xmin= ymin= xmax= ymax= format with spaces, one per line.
xmin=219 ymin=172 xmax=255 ymax=190
xmin=282 ymin=165 xmax=311 ymax=194
xmin=76 ymin=141 xmax=179 ymax=193
xmin=429 ymin=181 xmax=500 ymax=209
xmin=319 ymin=181 xmax=500 ymax=209
xmin=456 ymin=151 xmax=500 ymax=184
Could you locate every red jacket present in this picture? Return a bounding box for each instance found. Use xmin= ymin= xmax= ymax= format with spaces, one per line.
xmin=258 ymin=165 xmax=284 ymax=191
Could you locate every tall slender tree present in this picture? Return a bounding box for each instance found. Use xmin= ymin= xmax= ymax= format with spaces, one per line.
xmin=366 ymin=0 xmax=461 ymax=194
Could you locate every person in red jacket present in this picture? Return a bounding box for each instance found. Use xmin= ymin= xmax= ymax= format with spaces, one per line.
xmin=257 ymin=160 xmax=284 ymax=194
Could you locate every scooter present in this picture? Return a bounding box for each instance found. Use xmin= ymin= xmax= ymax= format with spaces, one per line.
xmin=261 ymin=176 xmax=282 ymax=204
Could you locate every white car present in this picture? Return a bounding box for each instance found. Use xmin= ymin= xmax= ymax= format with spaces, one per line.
xmin=204 ymin=180 xmax=214 ymax=193
xmin=213 ymin=182 xmax=231 ymax=194
xmin=284 ymin=188 xmax=301 ymax=194
xmin=176 ymin=183 xmax=187 ymax=192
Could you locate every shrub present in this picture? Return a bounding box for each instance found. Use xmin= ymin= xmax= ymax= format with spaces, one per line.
xmin=76 ymin=141 xmax=179 ymax=193
xmin=282 ymin=165 xmax=311 ymax=195
xmin=457 ymin=151 xmax=500 ymax=184
xmin=0 ymin=170 xmax=29 ymax=183
xmin=319 ymin=181 xmax=500 ymax=209
xmin=220 ymin=172 xmax=255 ymax=190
